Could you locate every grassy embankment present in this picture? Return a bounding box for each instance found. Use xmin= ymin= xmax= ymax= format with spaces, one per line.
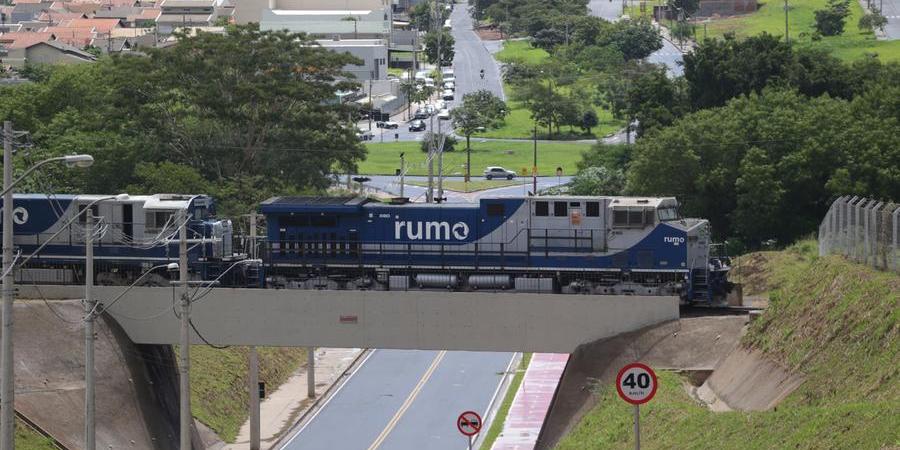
xmin=557 ymin=240 xmax=900 ymax=449
xmin=623 ymin=0 xmax=900 ymax=62
xmin=189 ymin=346 xmax=308 ymax=443
xmin=16 ymin=420 xmax=56 ymax=450
xmin=476 ymin=41 xmax=624 ymax=140
xmin=360 ymin=140 xmax=592 ymax=176
xmin=480 ymin=353 xmax=533 ymax=450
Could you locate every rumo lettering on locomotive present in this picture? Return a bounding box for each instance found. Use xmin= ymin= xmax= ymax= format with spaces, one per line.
xmin=395 ymin=221 xmax=470 ymax=241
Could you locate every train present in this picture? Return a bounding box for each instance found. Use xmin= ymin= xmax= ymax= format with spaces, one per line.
xmin=2 ymin=193 xmax=732 ymax=303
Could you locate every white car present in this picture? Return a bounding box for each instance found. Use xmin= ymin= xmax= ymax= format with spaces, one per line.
xmin=437 ymin=109 xmax=451 ymax=120
xmin=434 ymin=100 xmax=447 ymax=110
xmin=424 ymin=104 xmax=436 ymax=115
xmin=443 ymin=81 xmax=455 ymax=91
xmin=484 ymin=166 xmax=516 ymax=180
xmin=441 ymin=68 xmax=454 ymax=79
xmin=442 ymin=90 xmax=454 ymax=101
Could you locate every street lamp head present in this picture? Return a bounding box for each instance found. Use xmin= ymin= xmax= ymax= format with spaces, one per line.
xmin=114 ymin=193 xmax=129 ymax=201
xmin=63 ymin=154 xmax=94 ymax=168
xmin=166 ymin=262 xmax=180 ymax=272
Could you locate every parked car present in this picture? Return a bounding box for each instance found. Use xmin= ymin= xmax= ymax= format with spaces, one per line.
xmin=441 ymin=68 xmax=454 ymax=79
xmin=434 ymin=100 xmax=447 ymax=110
xmin=437 ymin=109 xmax=451 ymax=120
xmin=442 ymin=90 xmax=454 ymax=101
xmin=443 ymin=81 xmax=455 ymax=91
xmin=484 ymin=166 xmax=516 ymax=180
xmin=356 ymin=130 xmax=374 ymax=141
xmin=409 ymin=120 xmax=427 ymax=132
xmin=424 ymin=104 xmax=436 ymax=115
xmin=414 ymin=109 xmax=428 ymax=120
xmin=376 ymin=121 xmax=399 ymax=129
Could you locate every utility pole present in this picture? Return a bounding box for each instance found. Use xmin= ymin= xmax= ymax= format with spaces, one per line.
xmin=437 ymin=118 xmax=444 ymax=202
xmin=532 ymin=124 xmax=537 ymax=196
xmin=84 ymin=212 xmax=96 ymax=450
xmin=399 ymin=152 xmax=405 ymax=198
xmin=1 ymin=120 xmax=15 ymax=450
xmin=249 ymin=346 xmax=260 ymax=450
xmin=307 ymin=348 xmax=315 ymax=398
xmin=784 ymin=0 xmax=790 ymax=45
xmin=427 ymin=114 xmax=435 ymax=203
xmin=178 ymin=209 xmax=192 ymax=450
xmin=368 ymin=78 xmax=374 ymax=131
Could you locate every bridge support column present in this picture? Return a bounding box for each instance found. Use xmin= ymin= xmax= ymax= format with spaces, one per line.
xmin=307 ymin=347 xmax=315 ymax=398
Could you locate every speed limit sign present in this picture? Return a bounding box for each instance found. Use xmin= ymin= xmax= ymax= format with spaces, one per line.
xmin=616 ymin=362 xmax=657 ymax=405
xmin=616 ymin=363 xmax=657 ymax=450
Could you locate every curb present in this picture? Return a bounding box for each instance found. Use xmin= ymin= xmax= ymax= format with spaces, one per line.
xmin=268 ymin=349 xmax=371 ymax=450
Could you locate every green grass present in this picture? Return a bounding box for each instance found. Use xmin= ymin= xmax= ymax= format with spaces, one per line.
xmin=188 ymin=346 xmax=308 ymax=442
xmin=360 ymin=140 xmax=592 ymax=176
xmin=495 ymin=40 xmax=550 ymax=65
xmin=407 ymin=179 xmax=522 ymax=192
xmin=15 ymin=420 xmax=56 ymax=450
xmin=556 ymin=241 xmax=900 ymax=449
xmin=480 ymin=41 xmax=625 ymax=140
xmin=480 ymin=353 xmax=532 ymax=450
xmin=704 ymin=0 xmax=900 ymax=62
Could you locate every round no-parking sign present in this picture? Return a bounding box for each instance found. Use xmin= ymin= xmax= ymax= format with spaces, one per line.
xmin=615 ymin=362 xmax=658 ymax=405
xmin=457 ymin=410 xmax=482 ymax=437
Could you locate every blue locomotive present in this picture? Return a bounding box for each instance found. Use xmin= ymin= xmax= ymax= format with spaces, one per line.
xmin=4 ymin=193 xmax=730 ymax=302
xmin=260 ymin=195 xmax=731 ymax=302
xmin=2 ymin=193 xmax=240 ymax=285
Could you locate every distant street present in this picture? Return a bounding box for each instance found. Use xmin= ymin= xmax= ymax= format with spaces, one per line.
xmin=364 ymin=175 xmax=573 ymax=202
xmin=880 ymin=0 xmax=900 ymax=39
xmin=282 ymin=350 xmax=514 ymax=450
xmin=587 ymin=0 xmax=685 ymax=76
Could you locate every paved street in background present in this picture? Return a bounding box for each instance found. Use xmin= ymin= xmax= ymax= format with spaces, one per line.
xmin=282 ymin=350 xmax=514 ymax=450
xmin=363 ymin=175 xmax=573 ymax=202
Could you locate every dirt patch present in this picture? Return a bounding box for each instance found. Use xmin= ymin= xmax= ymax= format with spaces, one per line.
xmin=474 ymin=25 xmax=503 ymax=40
xmin=537 ymin=315 xmax=747 ymax=450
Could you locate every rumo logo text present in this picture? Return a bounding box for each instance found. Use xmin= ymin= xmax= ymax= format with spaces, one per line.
xmin=395 ymin=221 xmax=469 ymax=241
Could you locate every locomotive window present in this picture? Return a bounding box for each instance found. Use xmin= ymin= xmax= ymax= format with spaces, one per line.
xmin=535 ymin=201 xmax=549 ymax=216
xmin=657 ymin=207 xmax=679 ymax=221
xmin=644 ymin=209 xmax=656 ymax=225
xmin=569 ymin=202 xmax=581 ymax=207
xmin=554 ymin=202 xmax=567 ymax=217
xmin=144 ymin=211 xmax=173 ymax=231
xmin=628 ymin=210 xmax=644 ymax=226
xmin=586 ymin=202 xmax=600 ymax=217
xmin=487 ymin=203 xmax=505 ymax=216
xmin=311 ymin=216 xmax=337 ymax=227
xmin=78 ymin=205 xmax=100 ymax=224
xmin=613 ymin=209 xmax=628 ymax=226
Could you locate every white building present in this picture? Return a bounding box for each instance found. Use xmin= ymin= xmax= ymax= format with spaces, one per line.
xmin=317 ymin=38 xmax=387 ymax=81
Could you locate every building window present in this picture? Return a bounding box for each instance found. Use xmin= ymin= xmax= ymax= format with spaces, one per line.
xmin=535 ymin=201 xmax=549 ymax=216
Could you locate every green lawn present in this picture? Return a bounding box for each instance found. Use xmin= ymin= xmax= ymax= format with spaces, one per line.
xmin=495 ymin=40 xmax=550 ymax=64
xmin=478 ymin=41 xmax=625 ymax=140
xmin=557 ymin=241 xmax=900 ymax=449
xmin=188 ymin=346 xmax=308 ymax=442
xmin=361 ymin=140 xmax=592 ymax=176
xmin=15 ymin=420 xmax=56 ymax=450
xmin=407 ymin=179 xmax=521 ymax=192
xmin=705 ymin=0 xmax=900 ymax=62
xmin=480 ymin=353 xmax=532 ymax=450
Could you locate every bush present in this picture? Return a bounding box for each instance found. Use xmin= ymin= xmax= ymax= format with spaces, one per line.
xmin=420 ymin=132 xmax=457 ymax=152
xmin=814 ymin=0 xmax=851 ymax=36
xmin=858 ymin=11 xmax=888 ymax=32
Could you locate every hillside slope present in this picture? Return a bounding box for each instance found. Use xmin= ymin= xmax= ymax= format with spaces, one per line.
xmin=556 ymin=241 xmax=900 ymax=449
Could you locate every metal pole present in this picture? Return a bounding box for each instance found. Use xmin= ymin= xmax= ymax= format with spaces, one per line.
xmin=437 ymin=119 xmax=444 ymax=202
xmin=532 ymin=125 xmax=537 ymax=196
xmin=249 ymin=211 xmax=257 ymax=260
xmin=784 ymin=0 xmax=789 ymax=45
xmin=399 ymin=153 xmax=405 ymax=198
xmin=307 ymin=347 xmax=315 ymax=398
xmin=468 ymin=435 xmax=472 ymax=450
xmin=84 ymin=212 xmax=96 ymax=450
xmin=427 ymin=114 xmax=435 ymax=203
xmin=249 ymin=345 xmax=260 ymax=450
xmin=634 ymin=404 xmax=640 ymax=450
xmin=179 ymin=209 xmax=192 ymax=450
xmin=1 ymin=120 xmax=15 ymax=449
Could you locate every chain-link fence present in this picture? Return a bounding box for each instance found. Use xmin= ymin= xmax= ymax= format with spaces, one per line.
xmin=818 ymin=196 xmax=899 ymax=272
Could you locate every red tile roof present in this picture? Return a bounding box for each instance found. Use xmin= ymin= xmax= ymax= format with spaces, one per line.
xmin=41 ymin=25 xmax=93 ymax=46
xmin=37 ymin=11 xmax=88 ymax=23
xmin=60 ymin=18 xmax=122 ymax=33
xmin=0 ymin=31 xmax=55 ymax=49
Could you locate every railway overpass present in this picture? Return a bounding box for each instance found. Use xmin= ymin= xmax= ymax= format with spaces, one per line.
xmin=19 ymin=286 xmax=678 ymax=352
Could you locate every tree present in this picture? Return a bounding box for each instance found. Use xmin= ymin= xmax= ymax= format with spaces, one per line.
xmin=568 ymin=166 xmax=626 ymax=195
xmin=667 ymin=0 xmax=700 ymax=18
xmin=580 ymin=109 xmax=599 ymax=135
xmin=532 ymin=28 xmax=566 ymax=51
xmin=424 ymin=30 xmax=455 ymax=65
xmin=451 ymin=90 xmax=509 ymax=180
xmin=410 ymin=0 xmax=449 ymax=30
xmin=606 ymin=18 xmax=662 ymax=60
xmin=420 ymin=132 xmax=457 ymax=152
xmin=858 ymin=10 xmax=888 ymax=33
xmin=814 ymin=0 xmax=851 ymax=36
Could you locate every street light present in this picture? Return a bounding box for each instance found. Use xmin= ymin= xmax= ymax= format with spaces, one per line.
xmin=2 ymin=119 xmax=93 ymax=448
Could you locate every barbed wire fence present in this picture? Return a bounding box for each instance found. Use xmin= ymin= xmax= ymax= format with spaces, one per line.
xmin=818 ymin=196 xmax=899 ymax=273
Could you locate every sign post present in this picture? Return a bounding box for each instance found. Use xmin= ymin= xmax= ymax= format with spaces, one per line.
xmin=616 ymin=363 xmax=658 ymax=450
xmin=457 ymin=410 xmax=482 ymax=450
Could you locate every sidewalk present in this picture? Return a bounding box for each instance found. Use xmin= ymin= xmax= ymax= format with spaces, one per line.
xmin=491 ymin=353 xmax=570 ymax=450
xmin=223 ymin=347 xmax=364 ymax=450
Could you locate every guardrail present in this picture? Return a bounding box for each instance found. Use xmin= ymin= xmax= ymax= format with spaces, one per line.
xmin=818 ymin=196 xmax=899 ymax=272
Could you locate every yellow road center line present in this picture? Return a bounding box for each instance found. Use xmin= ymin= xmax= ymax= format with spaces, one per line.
xmin=367 ymin=350 xmax=447 ymax=450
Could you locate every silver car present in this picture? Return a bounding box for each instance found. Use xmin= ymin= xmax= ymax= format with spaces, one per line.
xmin=484 ymin=166 xmax=516 ymax=180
